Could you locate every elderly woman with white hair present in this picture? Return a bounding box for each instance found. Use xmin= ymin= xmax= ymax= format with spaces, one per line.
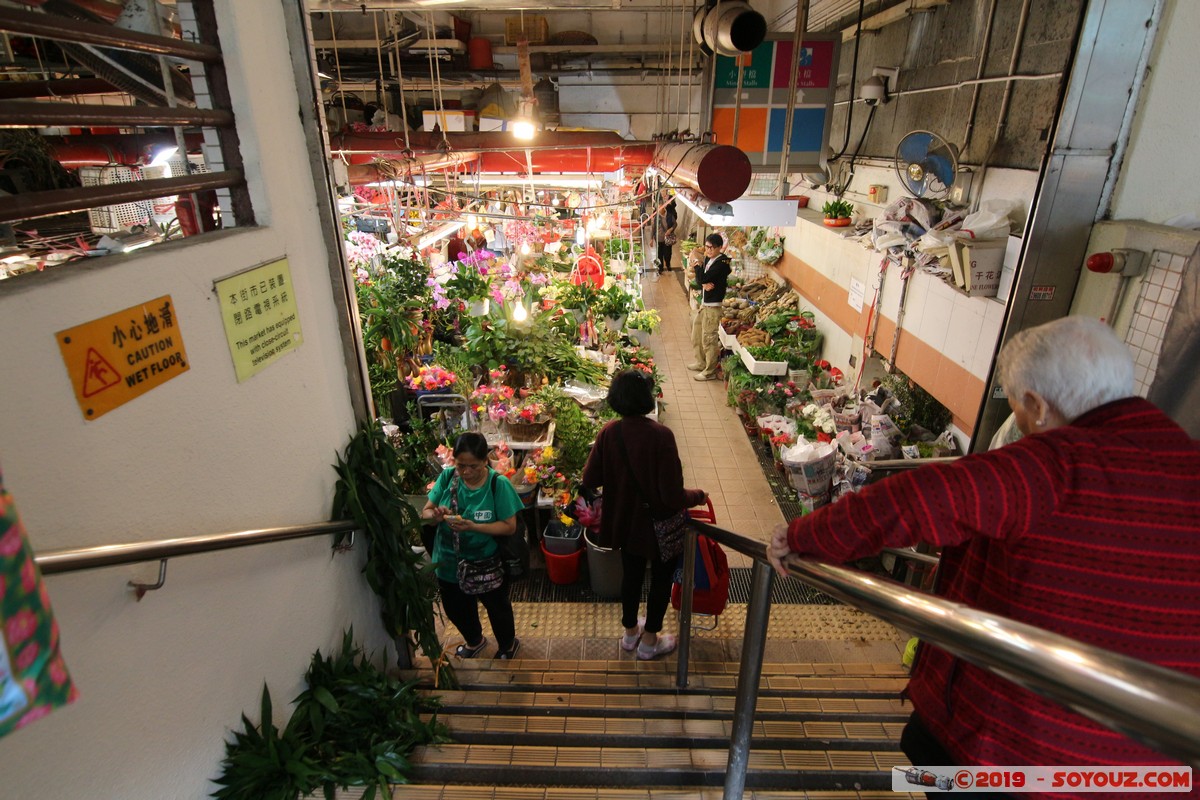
xmin=768 ymin=316 xmax=1200 ymax=772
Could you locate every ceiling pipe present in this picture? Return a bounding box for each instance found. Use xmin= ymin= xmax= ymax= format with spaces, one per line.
xmin=329 ymin=130 xmax=659 ymax=174
xmin=692 ymin=0 xmax=767 ymax=57
xmin=652 ymin=141 xmax=751 ymax=204
xmin=42 ymin=132 xmax=206 ymax=167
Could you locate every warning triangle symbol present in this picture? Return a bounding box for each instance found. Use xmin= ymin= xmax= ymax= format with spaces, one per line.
xmin=82 ymin=348 xmax=122 ymax=397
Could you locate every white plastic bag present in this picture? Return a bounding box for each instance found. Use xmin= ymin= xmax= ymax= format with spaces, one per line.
xmin=957 ymin=199 xmax=1019 ymax=241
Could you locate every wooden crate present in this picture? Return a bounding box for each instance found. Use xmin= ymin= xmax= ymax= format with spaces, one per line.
xmin=505 ymin=15 xmax=549 ymax=45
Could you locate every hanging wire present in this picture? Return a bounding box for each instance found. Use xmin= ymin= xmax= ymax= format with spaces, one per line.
xmin=372 ymin=11 xmax=387 ymax=121
xmin=329 ymin=15 xmax=349 ymax=128
xmin=654 ymin=8 xmax=666 ymax=137
xmin=674 ymin=0 xmax=689 ymax=133
xmin=424 ymin=12 xmax=451 ymax=151
xmin=687 ymin=2 xmax=697 ymax=135
xmin=389 ymin=13 xmax=413 ymax=153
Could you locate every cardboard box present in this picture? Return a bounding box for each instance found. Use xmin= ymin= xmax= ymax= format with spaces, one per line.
xmin=421 ymin=110 xmax=475 ymax=132
xmin=948 ymin=237 xmax=1006 ymax=297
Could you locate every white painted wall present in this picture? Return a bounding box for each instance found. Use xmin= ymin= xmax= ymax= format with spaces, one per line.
xmin=1109 ymin=0 xmax=1200 ymax=223
xmin=0 ymin=2 xmax=389 ymax=796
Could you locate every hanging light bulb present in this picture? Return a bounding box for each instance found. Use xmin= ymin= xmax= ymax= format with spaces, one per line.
xmin=520 ymin=242 xmax=531 ymax=255
xmin=551 ymin=195 xmax=560 ymax=206
xmin=575 ymin=226 xmax=586 ymax=245
xmin=512 ymin=299 xmax=528 ymax=323
xmin=467 ymin=214 xmax=478 ymax=229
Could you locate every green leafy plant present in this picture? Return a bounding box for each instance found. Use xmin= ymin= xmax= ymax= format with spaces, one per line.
xmin=592 ymin=284 xmax=635 ymax=319
xmin=882 ymin=371 xmax=952 ymax=436
xmin=554 ymin=279 xmax=599 ymax=311
xmin=213 ymin=685 xmax=322 ymax=800
xmin=214 ymin=632 xmax=451 ymax=800
xmin=292 ymin=631 xmax=451 ymax=798
xmin=331 ymin=421 xmax=455 ymax=686
xmin=529 ymin=384 xmax=598 ymax=485
xmin=745 ymin=344 xmax=788 ymax=363
xmin=459 ymin=308 xmax=606 ymax=386
xmin=821 ymin=199 xmax=854 ymax=219
xmin=626 ymin=308 xmax=661 ymax=333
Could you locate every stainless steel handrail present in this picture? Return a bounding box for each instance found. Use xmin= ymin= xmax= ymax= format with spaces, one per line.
xmin=35 ymin=520 xmax=356 ymax=575
xmin=680 ymin=520 xmax=1200 ymax=780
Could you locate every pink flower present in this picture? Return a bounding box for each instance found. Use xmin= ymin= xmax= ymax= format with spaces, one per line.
xmin=5 ymin=609 xmax=37 ymax=646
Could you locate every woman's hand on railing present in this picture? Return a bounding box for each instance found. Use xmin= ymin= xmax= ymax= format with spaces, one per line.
xmin=766 ymin=523 xmax=791 ymax=577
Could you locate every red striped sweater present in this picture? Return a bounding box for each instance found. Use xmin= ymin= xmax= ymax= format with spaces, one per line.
xmin=786 ymin=398 xmax=1200 ymax=768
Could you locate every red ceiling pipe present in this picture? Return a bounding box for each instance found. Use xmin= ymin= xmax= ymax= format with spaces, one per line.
xmin=329 ymin=130 xmax=656 ymax=173
xmin=652 ymin=141 xmax=752 ymax=204
xmin=43 ymin=133 xmax=206 ymax=167
xmin=346 ymin=151 xmax=480 ymax=185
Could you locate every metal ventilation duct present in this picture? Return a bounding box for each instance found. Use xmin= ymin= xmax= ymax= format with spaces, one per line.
xmin=692 ymin=1 xmax=767 ymax=57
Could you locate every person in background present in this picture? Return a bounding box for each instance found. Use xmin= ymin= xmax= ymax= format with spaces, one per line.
xmin=767 ymin=316 xmax=1200 ymax=770
xmin=688 ymin=233 xmax=732 ymax=381
xmin=445 ymin=231 xmax=468 ymax=263
xmin=656 ymin=199 xmax=678 ymax=274
xmin=467 ymin=227 xmax=488 ymax=252
xmin=422 ymin=432 xmax=525 ymax=660
xmin=581 ymin=370 xmax=708 ymax=660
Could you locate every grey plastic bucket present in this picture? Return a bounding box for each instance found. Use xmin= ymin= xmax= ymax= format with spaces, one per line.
xmin=584 ymin=530 xmax=623 ymax=599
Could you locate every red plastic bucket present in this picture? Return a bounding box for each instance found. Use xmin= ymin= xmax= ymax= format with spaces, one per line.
xmin=541 ymin=540 xmax=582 ymax=585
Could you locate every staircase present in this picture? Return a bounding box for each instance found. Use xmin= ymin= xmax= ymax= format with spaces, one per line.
xmin=395 ymin=656 xmax=918 ymax=799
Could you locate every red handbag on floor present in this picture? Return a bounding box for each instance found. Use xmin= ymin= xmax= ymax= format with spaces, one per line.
xmin=671 ymin=534 xmax=729 ymax=618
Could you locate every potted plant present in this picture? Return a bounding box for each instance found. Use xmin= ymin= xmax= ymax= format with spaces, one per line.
xmin=592 ymin=283 xmax=635 ymax=330
xmin=441 ymin=250 xmax=495 ymax=313
xmin=821 ymin=199 xmax=855 ymax=227
xmin=625 ymin=307 xmax=661 ymax=347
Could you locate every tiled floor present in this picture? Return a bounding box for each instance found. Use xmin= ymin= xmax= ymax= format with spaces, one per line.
xmin=637 ymin=266 xmax=787 ymax=570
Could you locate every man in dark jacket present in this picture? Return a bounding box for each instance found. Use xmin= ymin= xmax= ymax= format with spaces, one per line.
xmin=688 ymin=233 xmax=732 ymax=381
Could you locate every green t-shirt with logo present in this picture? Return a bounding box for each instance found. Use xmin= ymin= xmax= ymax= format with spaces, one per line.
xmin=427 ymin=467 xmax=524 ymax=583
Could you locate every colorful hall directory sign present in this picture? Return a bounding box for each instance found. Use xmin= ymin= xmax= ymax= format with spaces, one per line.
xmin=215 ymin=257 xmax=303 ymax=382
xmin=710 ymin=34 xmax=839 ymax=170
xmin=56 ymin=295 xmax=190 ymax=421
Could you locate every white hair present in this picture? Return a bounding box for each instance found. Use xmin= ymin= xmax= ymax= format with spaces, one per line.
xmin=996 ymin=316 xmax=1135 ymax=422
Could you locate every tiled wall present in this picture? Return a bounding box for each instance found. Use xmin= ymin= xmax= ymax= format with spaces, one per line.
xmin=1126 ymin=249 xmax=1189 ymax=396
xmin=775 ymin=210 xmax=1018 ymax=436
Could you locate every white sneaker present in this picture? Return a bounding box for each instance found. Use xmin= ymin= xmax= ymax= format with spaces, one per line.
xmin=637 ymin=634 xmax=677 ymax=660
xmin=620 ymin=617 xmax=646 ymax=652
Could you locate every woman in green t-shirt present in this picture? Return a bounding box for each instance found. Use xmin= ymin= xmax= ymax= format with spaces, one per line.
xmin=421 ymin=432 xmax=525 ymax=660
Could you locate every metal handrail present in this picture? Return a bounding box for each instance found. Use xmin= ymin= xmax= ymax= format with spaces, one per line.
xmin=676 ymin=519 xmax=1200 ymax=799
xmin=35 ymin=520 xmax=356 ymax=575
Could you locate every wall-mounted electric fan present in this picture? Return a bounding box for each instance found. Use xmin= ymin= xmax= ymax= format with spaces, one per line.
xmin=895 ymin=130 xmax=959 ymax=198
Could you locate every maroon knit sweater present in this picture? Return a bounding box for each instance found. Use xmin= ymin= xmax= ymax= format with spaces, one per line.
xmin=786 ymin=398 xmax=1200 ymax=767
xmin=581 ymin=416 xmax=705 ymax=560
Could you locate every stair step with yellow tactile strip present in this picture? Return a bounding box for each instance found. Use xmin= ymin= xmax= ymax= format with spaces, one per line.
xmin=389 ymin=657 xmax=914 ymax=795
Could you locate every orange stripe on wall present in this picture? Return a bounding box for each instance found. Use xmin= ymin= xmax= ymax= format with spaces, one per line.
xmin=775 ymin=250 xmax=983 ymax=434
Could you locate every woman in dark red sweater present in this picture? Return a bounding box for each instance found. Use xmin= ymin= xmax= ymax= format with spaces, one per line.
xmin=582 ymin=370 xmax=707 ymax=659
